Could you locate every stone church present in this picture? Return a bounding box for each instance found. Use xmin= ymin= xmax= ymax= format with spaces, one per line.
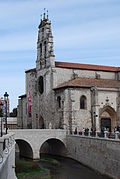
xmin=17 ymin=13 xmax=120 ymax=132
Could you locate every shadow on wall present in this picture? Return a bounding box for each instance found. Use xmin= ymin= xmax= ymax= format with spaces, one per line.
xmin=15 ymin=139 xmax=33 ymax=159
xmin=40 ymin=138 xmax=67 ymax=158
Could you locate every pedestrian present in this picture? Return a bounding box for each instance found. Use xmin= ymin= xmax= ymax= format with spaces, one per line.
xmin=114 ymin=126 xmax=117 ymax=132
xmin=74 ymin=127 xmax=77 ymax=134
xmin=82 ymin=128 xmax=85 ymax=135
xmin=101 ymin=126 xmax=104 ymax=137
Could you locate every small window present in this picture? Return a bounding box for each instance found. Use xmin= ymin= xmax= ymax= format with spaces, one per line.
xmin=42 ymin=28 xmax=44 ymax=38
xmin=57 ymin=96 xmax=61 ymax=108
xmin=42 ymin=28 xmax=44 ymax=33
xmin=44 ymin=41 xmax=47 ymax=58
xmin=40 ymin=43 xmax=42 ymax=56
xmin=38 ymin=76 xmax=44 ymax=94
xmin=80 ymin=95 xmax=87 ymax=109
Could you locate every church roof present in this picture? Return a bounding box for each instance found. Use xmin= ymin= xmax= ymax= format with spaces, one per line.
xmin=54 ymin=77 xmax=119 ymax=90
xmin=25 ymin=68 xmax=36 ymax=73
xmin=18 ymin=94 xmax=26 ymax=98
xmin=55 ymin=61 xmax=120 ymax=72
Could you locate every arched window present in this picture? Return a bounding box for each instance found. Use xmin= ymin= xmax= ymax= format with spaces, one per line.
xmin=57 ymin=96 xmax=61 ymax=108
xmin=80 ymin=95 xmax=87 ymax=109
xmin=42 ymin=28 xmax=44 ymax=33
xmin=38 ymin=76 xmax=44 ymax=94
xmin=40 ymin=43 xmax=42 ymax=57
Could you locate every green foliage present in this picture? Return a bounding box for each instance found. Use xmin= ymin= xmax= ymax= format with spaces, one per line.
xmin=10 ymin=108 xmax=17 ymax=117
xmin=15 ymin=159 xmax=46 ymax=179
xmin=0 ymin=109 xmax=3 ymax=117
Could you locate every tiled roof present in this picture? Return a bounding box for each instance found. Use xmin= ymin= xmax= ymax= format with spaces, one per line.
xmin=55 ymin=61 xmax=120 ymax=72
xmin=54 ymin=77 xmax=119 ymax=90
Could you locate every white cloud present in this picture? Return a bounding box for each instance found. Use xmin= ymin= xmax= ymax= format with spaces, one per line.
xmin=54 ymin=17 xmax=120 ymax=49
xmin=0 ymin=31 xmax=37 ymax=51
xmin=0 ymin=0 xmax=120 ymax=110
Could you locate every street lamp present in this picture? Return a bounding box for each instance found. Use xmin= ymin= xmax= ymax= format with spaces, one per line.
xmin=4 ymin=92 xmax=9 ymax=134
xmin=0 ymin=103 xmax=3 ymax=137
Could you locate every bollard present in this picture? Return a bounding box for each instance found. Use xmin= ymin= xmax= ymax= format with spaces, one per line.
xmin=82 ymin=131 xmax=84 ymax=136
xmin=95 ymin=131 xmax=98 ymax=137
xmin=115 ymin=131 xmax=119 ymax=140
xmin=104 ymin=131 xmax=108 ymax=138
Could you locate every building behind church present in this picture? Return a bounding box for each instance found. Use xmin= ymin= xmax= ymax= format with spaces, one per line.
xmin=17 ymin=12 xmax=120 ymax=132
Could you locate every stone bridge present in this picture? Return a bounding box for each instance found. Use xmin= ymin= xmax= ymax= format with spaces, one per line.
xmin=8 ymin=129 xmax=67 ymax=160
xmin=8 ymin=129 xmax=120 ymax=178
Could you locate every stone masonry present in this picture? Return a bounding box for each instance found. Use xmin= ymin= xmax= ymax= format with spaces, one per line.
xmin=17 ymin=12 xmax=120 ymax=133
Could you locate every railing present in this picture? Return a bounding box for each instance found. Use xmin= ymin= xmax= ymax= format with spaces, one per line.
xmin=69 ymin=130 xmax=120 ymax=140
xmin=0 ymin=133 xmax=15 ymax=164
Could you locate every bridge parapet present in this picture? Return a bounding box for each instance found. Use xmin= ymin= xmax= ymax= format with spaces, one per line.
xmin=9 ymin=129 xmax=67 ymax=142
xmin=0 ymin=133 xmax=16 ymax=179
xmin=70 ymin=129 xmax=120 ymax=140
xmin=8 ymin=129 xmax=67 ymax=159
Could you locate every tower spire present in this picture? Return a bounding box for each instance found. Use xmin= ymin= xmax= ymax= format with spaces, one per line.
xmin=41 ymin=14 xmax=42 ymax=22
xmin=47 ymin=10 xmax=48 ymax=20
xmin=36 ymin=11 xmax=55 ymax=70
xmin=43 ymin=8 xmax=46 ymax=19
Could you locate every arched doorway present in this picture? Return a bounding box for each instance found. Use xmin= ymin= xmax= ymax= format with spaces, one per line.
xmin=39 ymin=116 xmax=44 ymax=129
xmin=40 ymin=138 xmax=67 ymax=158
xmin=101 ymin=117 xmax=111 ymax=131
xmin=16 ymin=139 xmax=33 ymax=159
xmin=99 ymin=106 xmax=117 ymax=131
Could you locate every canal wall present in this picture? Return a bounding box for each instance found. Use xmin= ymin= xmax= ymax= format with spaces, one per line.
xmin=66 ymin=135 xmax=120 ymax=179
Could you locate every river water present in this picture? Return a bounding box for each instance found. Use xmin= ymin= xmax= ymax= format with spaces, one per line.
xmin=16 ymin=153 xmax=111 ymax=179
xmin=39 ymin=155 xmax=111 ymax=179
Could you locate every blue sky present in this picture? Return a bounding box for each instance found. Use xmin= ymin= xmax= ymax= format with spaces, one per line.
xmin=0 ymin=0 xmax=120 ymax=111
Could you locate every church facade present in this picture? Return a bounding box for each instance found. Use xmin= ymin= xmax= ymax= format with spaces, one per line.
xmin=17 ymin=14 xmax=120 ymax=132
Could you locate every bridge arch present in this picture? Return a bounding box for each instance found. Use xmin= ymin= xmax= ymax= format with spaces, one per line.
xmin=15 ymin=139 xmax=33 ymax=159
xmin=40 ymin=138 xmax=67 ymax=158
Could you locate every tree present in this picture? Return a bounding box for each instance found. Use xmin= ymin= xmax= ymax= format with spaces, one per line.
xmin=0 ymin=108 xmax=3 ymax=117
xmin=10 ymin=108 xmax=17 ymax=117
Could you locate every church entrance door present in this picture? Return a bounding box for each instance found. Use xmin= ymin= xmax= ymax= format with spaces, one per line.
xmin=101 ymin=118 xmax=111 ymax=131
xmin=99 ymin=106 xmax=117 ymax=132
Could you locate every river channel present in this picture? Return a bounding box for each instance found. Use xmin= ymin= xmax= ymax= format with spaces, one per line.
xmin=16 ymin=154 xmax=111 ymax=179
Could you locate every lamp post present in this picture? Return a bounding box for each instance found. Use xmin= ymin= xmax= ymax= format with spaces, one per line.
xmin=4 ymin=92 xmax=9 ymax=134
xmin=0 ymin=103 xmax=3 ymax=137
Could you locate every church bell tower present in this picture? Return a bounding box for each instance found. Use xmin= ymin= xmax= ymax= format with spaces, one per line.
xmin=36 ymin=10 xmax=55 ymax=70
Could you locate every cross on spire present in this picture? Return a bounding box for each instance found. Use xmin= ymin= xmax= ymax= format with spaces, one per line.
xmin=41 ymin=8 xmax=49 ymax=20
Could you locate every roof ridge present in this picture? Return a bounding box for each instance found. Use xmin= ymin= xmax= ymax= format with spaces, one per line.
xmin=54 ymin=77 xmax=119 ymax=90
xmin=55 ymin=61 xmax=120 ymax=72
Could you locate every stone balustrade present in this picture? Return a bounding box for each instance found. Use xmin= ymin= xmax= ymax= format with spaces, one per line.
xmin=0 ymin=133 xmax=15 ymax=163
xmin=69 ymin=129 xmax=120 ymax=140
xmin=0 ymin=133 xmax=16 ymax=179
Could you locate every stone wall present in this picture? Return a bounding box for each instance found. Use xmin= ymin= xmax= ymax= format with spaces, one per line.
xmin=17 ymin=96 xmax=27 ymax=128
xmin=36 ymin=67 xmax=56 ymax=129
xmin=53 ymin=67 xmax=116 ymax=89
xmin=98 ymin=89 xmax=118 ymax=111
xmin=66 ymin=135 xmax=120 ymax=179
